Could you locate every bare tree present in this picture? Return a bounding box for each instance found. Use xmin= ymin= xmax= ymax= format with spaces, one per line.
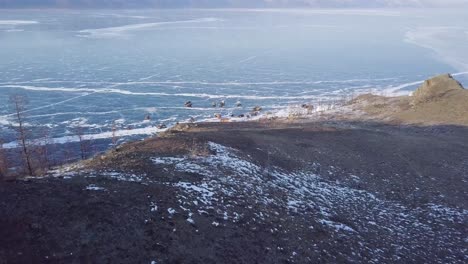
xmin=33 ymin=127 xmax=53 ymax=174
xmin=73 ymin=125 xmax=91 ymax=160
xmin=111 ymin=120 xmax=118 ymax=148
xmin=62 ymin=138 xmax=75 ymax=165
xmin=0 ymin=139 xmax=8 ymax=180
xmin=9 ymin=94 xmax=34 ymax=176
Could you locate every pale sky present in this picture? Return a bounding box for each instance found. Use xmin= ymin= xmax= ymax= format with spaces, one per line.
xmin=0 ymin=0 xmax=467 ymax=8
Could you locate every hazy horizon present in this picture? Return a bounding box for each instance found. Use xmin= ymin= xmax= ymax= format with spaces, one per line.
xmin=1 ymin=0 xmax=468 ymax=8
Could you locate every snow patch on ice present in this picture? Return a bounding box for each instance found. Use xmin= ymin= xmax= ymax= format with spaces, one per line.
xmin=0 ymin=20 xmax=38 ymax=25
xmin=2 ymin=125 xmax=168 ymax=149
xmin=78 ymin=18 xmax=222 ymax=38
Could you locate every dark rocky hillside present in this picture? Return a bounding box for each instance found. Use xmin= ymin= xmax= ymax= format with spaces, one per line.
xmin=1 ymin=74 xmax=468 ymax=263
xmin=1 ymin=120 xmax=467 ymax=263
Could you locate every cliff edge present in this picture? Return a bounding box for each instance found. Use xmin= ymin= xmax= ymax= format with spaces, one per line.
xmin=412 ymin=73 xmax=465 ymax=105
xmin=347 ymin=74 xmax=468 ymax=125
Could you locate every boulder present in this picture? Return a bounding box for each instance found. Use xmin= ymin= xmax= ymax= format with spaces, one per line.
xmin=412 ymin=74 xmax=464 ymax=105
xmin=252 ymin=106 xmax=262 ymax=112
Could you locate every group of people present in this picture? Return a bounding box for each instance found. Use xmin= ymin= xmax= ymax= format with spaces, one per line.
xmin=214 ymin=105 xmax=263 ymax=121
xmin=143 ymin=100 xmax=314 ymax=129
xmin=185 ymin=100 xmax=242 ymax=108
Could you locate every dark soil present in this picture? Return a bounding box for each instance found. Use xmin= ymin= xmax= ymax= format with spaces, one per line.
xmin=1 ymin=121 xmax=467 ymax=264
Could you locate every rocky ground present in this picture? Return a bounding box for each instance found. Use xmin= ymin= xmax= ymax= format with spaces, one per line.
xmin=338 ymin=74 xmax=468 ymax=126
xmin=1 ymin=120 xmax=467 ymax=264
xmin=1 ymin=74 xmax=467 ymax=263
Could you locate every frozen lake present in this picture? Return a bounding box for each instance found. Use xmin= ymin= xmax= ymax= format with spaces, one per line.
xmin=1 ymin=8 xmax=467 ymax=144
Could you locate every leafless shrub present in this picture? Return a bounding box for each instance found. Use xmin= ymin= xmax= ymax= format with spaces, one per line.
xmin=0 ymin=139 xmax=8 ymax=180
xmin=9 ymin=94 xmax=34 ymax=176
xmin=111 ymin=120 xmax=119 ymax=148
xmin=31 ymin=127 xmax=54 ymax=175
xmin=62 ymin=138 xmax=76 ymax=164
xmin=73 ymin=125 xmax=91 ymax=160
